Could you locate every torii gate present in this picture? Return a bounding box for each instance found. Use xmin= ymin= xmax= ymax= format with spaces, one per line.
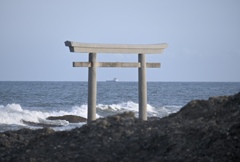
xmin=65 ymin=41 xmax=168 ymax=124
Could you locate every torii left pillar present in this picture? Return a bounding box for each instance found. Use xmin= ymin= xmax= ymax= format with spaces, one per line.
xmin=138 ymin=53 xmax=147 ymax=120
xmin=88 ymin=53 xmax=97 ymax=123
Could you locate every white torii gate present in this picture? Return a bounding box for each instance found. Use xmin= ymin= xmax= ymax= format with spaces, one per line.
xmin=65 ymin=41 xmax=168 ymax=124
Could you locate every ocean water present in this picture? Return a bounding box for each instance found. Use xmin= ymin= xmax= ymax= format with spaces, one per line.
xmin=0 ymin=81 xmax=240 ymax=132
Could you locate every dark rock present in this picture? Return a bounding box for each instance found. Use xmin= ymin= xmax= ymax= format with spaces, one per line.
xmin=47 ymin=115 xmax=87 ymax=123
xmin=0 ymin=92 xmax=239 ymax=162
xmin=21 ymin=120 xmax=65 ymax=127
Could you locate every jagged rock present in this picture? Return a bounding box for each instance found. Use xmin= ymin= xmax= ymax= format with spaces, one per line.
xmin=47 ymin=115 xmax=87 ymax=123
xmin=0 ymin=92 xmax=239 ymax=162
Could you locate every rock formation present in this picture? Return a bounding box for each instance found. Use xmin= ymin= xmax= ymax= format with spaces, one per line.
xmin=0 ymin=92 xmax=239 ymax=161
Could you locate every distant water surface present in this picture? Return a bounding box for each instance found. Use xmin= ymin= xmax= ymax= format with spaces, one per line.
xmin=0 ymin=81 xmax=239 ymax=132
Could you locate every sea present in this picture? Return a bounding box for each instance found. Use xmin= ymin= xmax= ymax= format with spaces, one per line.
xmin=0 ymin=81 xmax=240 ymax=132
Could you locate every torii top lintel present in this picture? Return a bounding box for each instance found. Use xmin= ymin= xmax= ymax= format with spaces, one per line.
xmin=65 ymin=41 xmax=168 ymax=54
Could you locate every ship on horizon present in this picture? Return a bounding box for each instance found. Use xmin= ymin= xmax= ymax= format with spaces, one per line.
xmin=106 ymin=78 xmax=118 ymax=82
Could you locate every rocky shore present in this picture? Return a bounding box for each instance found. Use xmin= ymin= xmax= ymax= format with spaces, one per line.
xmin=0 ymin=92 xmax=240 ymax=162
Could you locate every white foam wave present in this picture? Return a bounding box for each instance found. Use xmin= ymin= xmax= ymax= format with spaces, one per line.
xmin=96 ymin=101 xmax=182 ymax=118
xmin=156 ymin=105 xmax=182 ymax=118
xmin=0 ymin=103 xmax=182 ymax=131
xmin=0 ymin=104 xmax=92 ymax=126
xmin=0 ymin=104 xmax=50 ymax=125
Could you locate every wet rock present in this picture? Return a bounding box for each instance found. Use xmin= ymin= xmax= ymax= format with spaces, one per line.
xmin=47 ymin=115 xmax=87 ymax=123
xmin=0 ymin=92 xmax=239 ymax=162
xmin=21 ymin=120 xmax=65 ymax=127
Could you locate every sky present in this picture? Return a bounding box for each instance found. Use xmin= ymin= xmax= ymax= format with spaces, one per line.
xmin=0 ymin=0 xmax=240 ymax=82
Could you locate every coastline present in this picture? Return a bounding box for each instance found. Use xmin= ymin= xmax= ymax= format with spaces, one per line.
xmin=0 ymin=92 xmax=240 ymax=161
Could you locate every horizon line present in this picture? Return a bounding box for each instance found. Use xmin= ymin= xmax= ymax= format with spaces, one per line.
xmin=0 ymin=80 xmax=240 ymax=83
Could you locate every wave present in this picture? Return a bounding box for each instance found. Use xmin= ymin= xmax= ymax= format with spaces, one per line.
xmin=0 ymin=102 xmax=182 ymax=131
xmin=156 ymin=105 xmax=182 ymax=118
xmin=96 ymin=101 xmax=182 ymax=118
xmin=96 ymin=101 xmax=159 ymax=117
xmin=0 ymin=104 xmax=89 ymax=126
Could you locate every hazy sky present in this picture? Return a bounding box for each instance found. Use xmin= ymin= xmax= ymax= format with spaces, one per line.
xmin=0 ymin=0 xmax=240 ymax=82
